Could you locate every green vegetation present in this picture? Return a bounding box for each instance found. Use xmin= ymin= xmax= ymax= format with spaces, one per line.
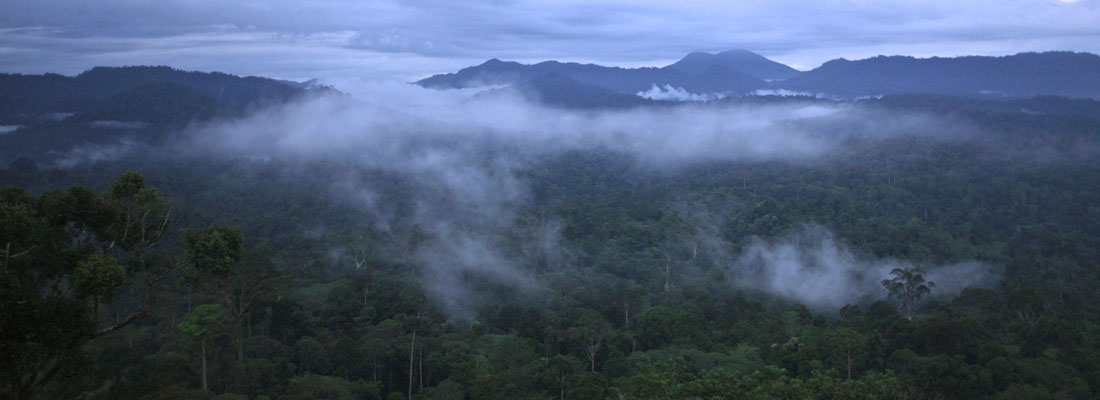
xmin=3 ymin=93 xmax=1100 ymax=399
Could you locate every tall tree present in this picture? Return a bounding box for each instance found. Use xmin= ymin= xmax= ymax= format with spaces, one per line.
xmin=102 ymin=171 xmax=173 ymax=320
xmin=0 ymin=172 xmax=172 ymax=399
xmin=881 ymin=266 xmax=935 ymax=320
xmin=182 ymin=225 xmax=269 ymax=364
xmin=571 ymin=311 xmax=611 ymax=372
xmin=177 ymin=303 xmax=229 ymax=391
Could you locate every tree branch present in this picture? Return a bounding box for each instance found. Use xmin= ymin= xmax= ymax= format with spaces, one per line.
xmin=93 ymin=311 xmax=145 ymax=338
xmin=9 ymin=245 xmax=35 ymax=259
xmin=149 ymin=263 xmax=180 ymax=285
xmin=31 ymin=361 xmax=63 ymax=395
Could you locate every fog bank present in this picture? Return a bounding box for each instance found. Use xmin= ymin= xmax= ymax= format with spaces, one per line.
xmin=731 ymin=224 xmax=997 ymax=310
xmin=180 ymin=83 xmax=980 ymax=316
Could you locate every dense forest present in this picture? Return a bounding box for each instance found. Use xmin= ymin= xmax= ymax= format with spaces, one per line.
xmin=3 ymin=68 xmax=1100 ymax=400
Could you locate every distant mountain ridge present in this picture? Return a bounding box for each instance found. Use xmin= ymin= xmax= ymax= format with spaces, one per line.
xmin=783 ymin=51 xmax=1100 ymax=99
xmin=3 ymin=62 xmax=1100 ymax=168
xmin=418 ymin=50 xmax=1100 ymax=104
xmin=0 ymin=66 xmax=326 ymax=166
xmin=416 ymin=52 xmax=770 ymax=97
xmin=0 ymin=66 xmax=315 ymax=124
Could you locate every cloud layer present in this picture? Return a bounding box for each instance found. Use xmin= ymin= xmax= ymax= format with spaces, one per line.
xmin=172 ymin=84 xmax=981 ymax=314
xmin=731 ymin=224 xmax=996 ymax=310
xmin=3 ymin=0 xmax=1099 ymax=81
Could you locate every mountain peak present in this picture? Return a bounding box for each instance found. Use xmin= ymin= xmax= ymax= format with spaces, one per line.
xmin=479 ymin=58 xmax=519 ymax=67
xmin=717 ymin=49 xmax=763 ymax=57
xmin=666 ymin=49 xmax=800 ymax=81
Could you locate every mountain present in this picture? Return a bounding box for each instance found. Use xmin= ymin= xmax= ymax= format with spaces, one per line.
xmin=779 ymin=51 xmax=1100 ymax=98
xmin=508 ymin=73 xmax=660 ymax=109
xmin=871 ymin=93 xmax=1100 ymax=118
xmin=422 ymin=50 xmax=1100 ymax=102
xmin=0 ymin=66 xmax=324 ymax=166
xmin=664 ymin=49 xmax=801 ymax=81
xmin=416 ymin=57 xmax=767 ymax=97
xmin=0 ymin=66 xmax=317 ymax=125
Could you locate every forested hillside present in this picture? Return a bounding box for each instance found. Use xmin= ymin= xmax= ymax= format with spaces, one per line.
xmin=781 ymin=52 xmax=1100 ymax=99
xmin=419 ymin=51 xmax=1100 ymax=102
xmin=0 ymin=67 xmax=328 ymax=166
xmin=3 ymin=66 xmax=1100 ymax=400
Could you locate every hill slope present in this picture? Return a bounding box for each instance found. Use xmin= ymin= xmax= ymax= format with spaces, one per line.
xmin=0 ymin=67 xmax=323 ymax=166
xmin=416 ymin=57 xmax=767 ymax=96
xmin=0 ymin=66 xmax=312 ymax=124
xmin=422 ymin=50 xmax=1100 ymax=101
xmin=779 ymin=51 xmax=1100 ymax=98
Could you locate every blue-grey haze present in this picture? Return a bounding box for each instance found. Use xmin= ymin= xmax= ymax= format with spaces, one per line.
xmin=1 ymin=0 xmax=1098 ymax=89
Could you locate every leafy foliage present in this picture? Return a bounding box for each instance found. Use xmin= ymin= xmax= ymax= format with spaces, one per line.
xmin=3 ymin=92 xmax=1100 ymax=399
xmin=882 ymin=267 xmax=935 ymax=320
xmin=183 ymin=226 xmax=245 ymax=279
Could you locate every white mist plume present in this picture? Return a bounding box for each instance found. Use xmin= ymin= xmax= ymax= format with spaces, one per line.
xmin=53 ymin=140 xmax=137 ymax=168
xmin=751 ymin=89 xmax=822 ymax=98
xmin=731 ymin=224 xmax=997 ymax=310
xmin=181 ymin=80 xmax=973 ymax=316
xmin=636 ymin=84 xmax=727 ymax=102
xmin=200 ymin=81 xmax=969 ymax=165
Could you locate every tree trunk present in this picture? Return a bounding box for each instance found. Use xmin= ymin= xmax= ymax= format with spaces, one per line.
xmin=235 ymin=317 xmax=244 ymax=363
xmin=560 ymin=373 xmax=566 ymax=400
xmin=201 ymin=337 xmax=208 ymax=391
xmin=408 ymin=330 xmax=416 ymax=400
xmin=664 ymin=262 xmax=671 ymax=293
xmin=846 ymin=352 xmax=852 ymax=380
xmin=586 ymin=343 xmax=597 ymax=372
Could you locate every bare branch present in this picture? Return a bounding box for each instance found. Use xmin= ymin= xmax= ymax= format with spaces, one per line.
xmin=93 ymin=311 xmax=145 ymax=338
xmin=3 ymin=243 xmax=35 ymax=259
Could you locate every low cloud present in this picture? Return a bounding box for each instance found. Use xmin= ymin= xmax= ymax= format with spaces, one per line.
xmin=730 ymin=224 xmax=997 ymax=310
xmin=751 ymin=89 xmax=821 ymax=98
xmin=90 ymin=120 xmax=148 ymax=129
xmin=52 ymin=139 xmax=137 ymax=168
xmin=637 ymin=84 xmax=726 ymax=102
xmin=177 ymin=84 xmax=976 ymax=316
xmin=195 ymin=82 xmax=969 ymax=165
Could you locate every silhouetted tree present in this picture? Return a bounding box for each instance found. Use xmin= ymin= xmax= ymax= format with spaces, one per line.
xmin=882 ymin=266 xmax=935 ymax=320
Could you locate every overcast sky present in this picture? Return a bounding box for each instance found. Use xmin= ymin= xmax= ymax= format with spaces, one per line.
xmin=1 ymin=0 xmax=1098 ymax=84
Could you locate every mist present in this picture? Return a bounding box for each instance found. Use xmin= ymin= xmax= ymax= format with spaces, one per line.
xmin=178 ymin=82 xmax=984 ymax=315
xmin=730 ymin=224 xmax=997 ymax=311
xmin=54 ymin=140 xmax=138 ymax=168
xmin=194 ymin=81 xmax=974 ymax=164
xmin=636 ymin=84 xmax=727 ymax=102
xmin=7 ymin=1 xmax=1100 ymax=396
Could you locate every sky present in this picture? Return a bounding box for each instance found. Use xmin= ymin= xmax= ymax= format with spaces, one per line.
xmin=1 ymin=0 xmax=1098 ymax=84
